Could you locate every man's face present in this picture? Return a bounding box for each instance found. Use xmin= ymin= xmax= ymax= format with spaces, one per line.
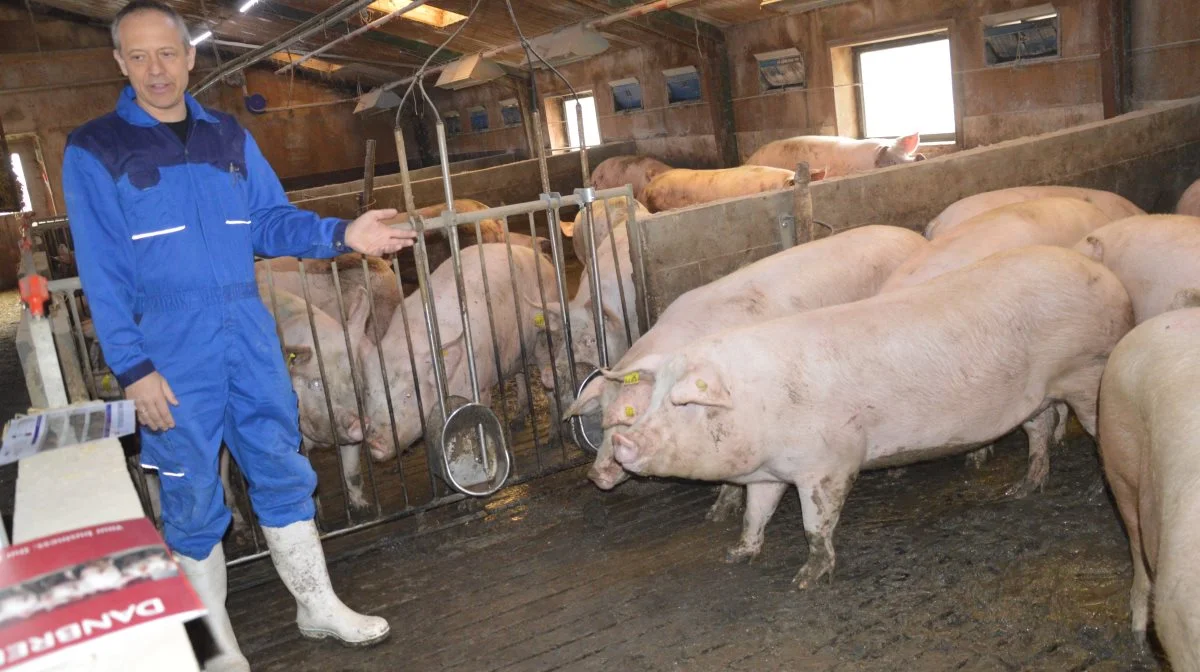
xmin=113 ymin=10 xmax=195 ymax=122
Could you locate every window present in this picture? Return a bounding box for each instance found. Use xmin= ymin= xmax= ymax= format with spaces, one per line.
xmin=756 ymin=48 xmax=806 ymax=92
xmin=443 ymin=111 xmax=461 ymax=135
xmin=610 ymin=78 xmax=643 ymax=112
xmin=499 ymin=98 xmax=522 ymax=126
xmin=855 ymin=34 xmax=956 ymax=142
xmin=663 ymin=66 xmax=702 ymax=105
xmin=469 ymin=106 xmax=488 ymax=132
xmin=563 ymin=95 xmax=602 ymax=149
xmin=1 ymin=153 xmax=32 ymax=215
xmin=982 ymin=5 xmax=1059 ymax=66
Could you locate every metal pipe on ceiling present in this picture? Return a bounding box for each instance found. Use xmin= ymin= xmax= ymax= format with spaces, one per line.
xmin=375 ymin=0 xmax=703 ymax=94
xmin=275 ymin=0 xmax=433 ymax=75
xmin=190 ymin=0 xmax=380 ymax=95
xmin=212 ymin=39 xmax=419 ymax=69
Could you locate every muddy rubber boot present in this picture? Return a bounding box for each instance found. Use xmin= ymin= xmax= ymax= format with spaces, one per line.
xmin=177 ymin=545 xmax=252 ymax=672
xmin=262 ymin=520 xmax=390 ymax=647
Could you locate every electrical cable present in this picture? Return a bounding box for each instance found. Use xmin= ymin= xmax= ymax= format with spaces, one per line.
xmin=394 ymin=0 xmax=486 ymax=126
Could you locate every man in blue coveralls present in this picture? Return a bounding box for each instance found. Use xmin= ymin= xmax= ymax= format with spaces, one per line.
xmin=61 ymin=2 xmax=417 ymax=669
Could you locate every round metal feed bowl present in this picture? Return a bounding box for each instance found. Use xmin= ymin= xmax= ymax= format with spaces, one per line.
xmin=437 ymin=396 xmax=510 ymax=497
xmin=569 ymin=368 xmax=605 ymax=454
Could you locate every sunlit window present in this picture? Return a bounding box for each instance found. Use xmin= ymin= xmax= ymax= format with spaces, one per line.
xmin=856 ymin=36 xmax=956 ymax=141
xmin=1 ymin=153 xmax=32 ymax=215
xmin=368 ymin=1 xmax=467 ymax=28
xmin=564 ymin=95 xmax=602 ymax=149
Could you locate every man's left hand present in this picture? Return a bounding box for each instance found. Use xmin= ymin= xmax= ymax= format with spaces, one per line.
xmin=345 ymin=208 xmax=418 ymax=256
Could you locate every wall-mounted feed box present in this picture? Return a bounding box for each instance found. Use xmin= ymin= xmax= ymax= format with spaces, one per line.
xmin=444 ymin=111 xmax=461 ymax=135
xmin=663 ymin=66 xmax=702 ymax=105
xmin=610 ymin=77 xmax=643 ymax=112
xmin=755 ymin=47 xmax=806 ymax=91
xmin=499 ymin=98 xmax=522 ymax=126
xmin=468 ymin=106 xmax=488 ymax=132
xmin=982 ymin=4 xmax=1059 ymax=66
xmin=527 ymin=25 xmax=610 ymax=66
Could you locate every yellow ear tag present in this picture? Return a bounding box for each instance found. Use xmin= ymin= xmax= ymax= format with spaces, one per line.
xmin=622 ymin=372 xmax=640 ymax=385
xmin=624 ymin=405 xmax=636 ymax=418
xmin=287 ymin=352 xmax=297 ymax=366
xmin=695 ymin=379 xmax=707 ymax=391
xmin=441 ymin=348 xmax=448 ymax=357
xmin=534 ymin=313 xmax=546 ymax=329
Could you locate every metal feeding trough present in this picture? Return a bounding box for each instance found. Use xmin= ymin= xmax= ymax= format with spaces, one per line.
xmin=427 ymin=395 xmax=510 ymax=497
xmin=569 ymin=368 xmax=605 ymax=453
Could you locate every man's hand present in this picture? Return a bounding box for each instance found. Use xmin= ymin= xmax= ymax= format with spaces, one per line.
xmin=127 ymin=372 xmax=179 ymax=432
xmin=345 ymin=208 xmax=418 ymax=256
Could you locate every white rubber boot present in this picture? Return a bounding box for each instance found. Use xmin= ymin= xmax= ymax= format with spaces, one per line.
xmin=262 ymin=520 xmax=390 ymax=647
xmin=176 ymin=545 xmax=252 ymax=672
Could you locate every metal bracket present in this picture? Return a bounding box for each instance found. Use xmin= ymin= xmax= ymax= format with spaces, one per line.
xmin=777 ymin=214 xmax=797 ymax=250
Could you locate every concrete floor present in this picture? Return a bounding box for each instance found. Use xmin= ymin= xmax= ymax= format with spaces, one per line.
xmin=226 ymin=430 xmax=1169 ymax=672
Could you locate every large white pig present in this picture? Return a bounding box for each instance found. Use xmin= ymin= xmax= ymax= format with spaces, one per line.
xmin=641 ymin=166 xmax=798 ymax=213
xmin=571 ymin=246 xmax=1132 ymax=588
xmin=360 ymin=244 xmax=558 ymax=459
xmin=257 ymin=253 xmax=403 ymax=345
xmin=746 ymin=133 xmax=923 ymax=177
xmin=881 ymin=197 xmax=1115 ymax=293
xmin=561 ymin=195 xmax=650 ymax=264
xmin=1097 ymin=307 xmax=1200 ymax=669
xmin=924 ymin=186 xmax=1144 ymax=239
xmin=539 ymin=224 xmax=641 ymax=397
xmin=1176 ymin=178 xmax=1200 ymax=217
xmin=578 ymin=225 xmax=928 ymax=500
xmin=1074 ymin=215 xmax=1200 ymax=324
xmin=590 ymin=155 xmax=673 ymax=203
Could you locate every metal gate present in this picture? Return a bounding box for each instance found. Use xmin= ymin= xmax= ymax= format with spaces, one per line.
xmin=24 ymin=150 xmax=644 ymax=564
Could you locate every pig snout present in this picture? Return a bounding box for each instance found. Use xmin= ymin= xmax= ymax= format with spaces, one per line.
xmin=540 ymin=364 xmax=556 ymax=390
xmin=365 ymin=431 xmax=396 ymax=462
xmin=588 ymin=457 xmax=631 ymax=490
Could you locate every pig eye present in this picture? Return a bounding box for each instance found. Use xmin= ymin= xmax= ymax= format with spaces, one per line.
xmin=308 ymin=379 xmax=324 ymax=391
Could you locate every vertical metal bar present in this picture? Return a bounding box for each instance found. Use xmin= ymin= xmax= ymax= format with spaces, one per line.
xmin=296 ymin=262 xmax=354 ymax=525
xmin=63 ymin=292 xmax=97 ymax=400
xmin=578 ymin=191 xmax=608 ymax=369
xmin=328 ymin=261 xmax=382 ymax=517
xmin=262 ymin=261 xmax=287 ymax=359
xmin=623 ymin=187 xmax=652 ymax=335
xmin=573 ymin=99 xmax=592 ymax=188
xmin=527 ymin=212 xmax=568 ymax=463
xmin=602 ymin=198 xmax=633 ymax=349
xmin=472 ymin=233 xmax=516 ymax=470
xmin=362 ymin=256 xmax=412 ymax=510
xmin=499 ymin=217 xmax=546 ymax=473
xmin=361 ymin=139 xmax=377 ymax=211
xmin=390 ymin=259 xmax=434 ymax=500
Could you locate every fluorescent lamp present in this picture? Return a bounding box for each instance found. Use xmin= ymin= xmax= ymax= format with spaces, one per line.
xmin=190 ymin=30 xmax=212 ymax=46
xmin=238 ymin=0 xmax=261 ymax=12
xmin=368 ymin=0 xmax=467 ymax=28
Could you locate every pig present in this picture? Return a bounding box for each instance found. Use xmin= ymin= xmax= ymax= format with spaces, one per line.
xmin=590 ymin=155 xmax=673 ymax=203
xmin=1074 ymin=215 xmax=1200 ymax=324
xmin=924 ymin=186 xmax=1144 ymax=240
xmin=570 ymin=246 xmax=1132 ymax=588
xmin=360 ymin=244 xmax=559 ymax=459
xmin=880 ymin=197 xmax=1115 ymax=293
xmin=1175 ymin=178 xmax=1200 ymax=217
xmin=746 ymin=133 xmax=924 ymax=177
xmin=256 ymin=253 xmax=403 ymax=346
xmin=561 ymin=195 xmax=651 ymax=264
xmin=1097 ymin=307 xmax=1200 ymax=668
xmin=0 ymin=588 xmax=42 ymax=625
xmin=539 ymin=224 xmax=641 ymax=400
xmin=260 ymin=285 xmax=374 ymax=510
xmin=576 ymin=225 xmax=928 ymax=514
xmin=641 ymin=166 xmax=800 ymax=213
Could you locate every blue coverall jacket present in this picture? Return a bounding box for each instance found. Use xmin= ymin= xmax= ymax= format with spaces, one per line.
xmin=62 ymin=85 xmax=351 ymax=559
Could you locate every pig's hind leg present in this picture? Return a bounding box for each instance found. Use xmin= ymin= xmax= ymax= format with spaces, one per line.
xmin=723 ymin=482 xmax=787 ymax=563
xmin=793 ymin=466 xmax=858 ymax=590
xmin=1006 ymin=404 xmax=1058 ymax=498
xmin=707 ymin=484 xmax=746 ymax=522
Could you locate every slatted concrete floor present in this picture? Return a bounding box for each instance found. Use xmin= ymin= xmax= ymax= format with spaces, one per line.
xmin=225 ymin=429 xmax=1169 ymax=671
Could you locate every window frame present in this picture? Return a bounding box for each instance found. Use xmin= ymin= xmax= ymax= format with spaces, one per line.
xmin=852 ymin=32 xmax=956 ymax=144
xmin=662 ymin=65 xmax=703 ymax=106
xmin=609 ymin=77 xmax=644 ymax=114
xmin=0 ymin=152 xmax=32 ymax=216
xmin=562 ymin=93 xmax=603 ymax=150
xmin=981 ymin=5 xmax=1061 ymax=68
xmin=755 ymin=47 xmax=807 ymax=94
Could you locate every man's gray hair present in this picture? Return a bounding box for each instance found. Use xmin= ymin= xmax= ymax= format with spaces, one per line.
xmin=111 ymin=0 xmax=192 ymax=52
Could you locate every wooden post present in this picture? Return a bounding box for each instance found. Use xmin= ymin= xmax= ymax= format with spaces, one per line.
xmin=703 ymin=31 xmax=740 ymax=167
xmin=1099 ymin=0 xmax=1130 ymax=118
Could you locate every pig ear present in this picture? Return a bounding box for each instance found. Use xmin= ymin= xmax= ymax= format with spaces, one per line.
xmin=343 ymin=286 xmax=370 ymax=336
xmin=561 ymin=214 xmax=577 ymax=238
xmin=913 ymin=153 xmax=927 ymax=161
xmin=284 ymin=345 xmax=313 ymax=368
xmin=1078 ymin=235 xmax=1105 ymax=262
xmin=601 ymin=304 xmax=627 ymax=335
xmin=894 ymin=133 xmax=921 ymax=156
xmin=600 ymin=353 xmax=666 ymax=384
xmin=809 ymin=167 xmax=827 ymax=181
xmin=667 ymin=358 xmax=732 ymax=409
xmin=563 ymin=377 xmax=612 ymax=419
